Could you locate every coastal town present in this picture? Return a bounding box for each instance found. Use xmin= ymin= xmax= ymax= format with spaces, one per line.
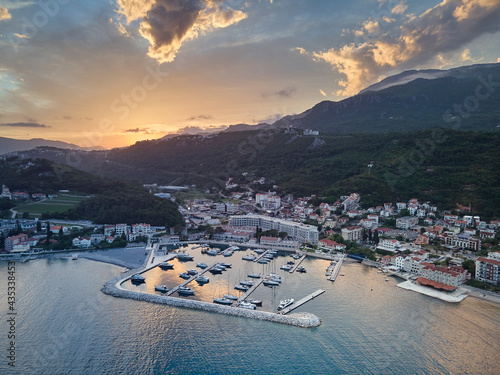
xmin=1 ymin=180 xmax=499 ymax=304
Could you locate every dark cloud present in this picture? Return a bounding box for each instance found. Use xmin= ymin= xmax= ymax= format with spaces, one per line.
xmin=187 ymin=114 xmax=213 ymax=121
xmin=0 ymin=122 xmax=50 ymax=128
xmin=63 ymin=116 xmax=72 ymax=120
xmin=125 ymin=127 xmax=152 ymax=134
xmin=177 ymin=125 xmax=227 ymax=134
xmin=262 ymin=86 xmax=296 ymax=99
xmin=118 ymin=0 xmax=247 ymax=63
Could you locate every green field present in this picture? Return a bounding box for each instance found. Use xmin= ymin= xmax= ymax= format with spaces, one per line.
xmin=15 ymin=195 xmax=90 ymax=217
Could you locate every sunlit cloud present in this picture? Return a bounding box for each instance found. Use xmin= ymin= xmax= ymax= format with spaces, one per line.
xmin=0 ymin=122 xmax=49 ymax=128
xmin=310 ymin=0 xmax=500 ymax=96
xmin=319 ymin=89 xmax=327 ymax=97
xmin=0 ymin=6 xmax=11 ymax=21
xmin=116 ymin=0 xmax=248 ymax=63
xmin=262 ymin=86 xmax=296 ymax=99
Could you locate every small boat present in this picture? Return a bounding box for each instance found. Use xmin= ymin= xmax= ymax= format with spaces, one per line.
xmin=296 ymin=266 xmax=306 ymax=273
xmin=280 ymin=264 xmax=293 ymax=271
xmin=223 ymin=294 xmax=238 ymax=300
xmin=176 ymin=253 xmax=194 ymax=261
xmin=239 ymin=301 xmax=256 ymax=310
xmin=292 ymin=254 xmax=300 ymax=260
xmin=246 ymin=299 xmax=262 ymax=306
xmin=242 ymin=254 xmax=256 ymax=261
xmin=158 ymin=262 xmax=174 ymax=270
xmin=196 ymin=262 xmax=208 ymax=269
xmin=196 ymin=275 xmax=209 ymax=284
xmin=213 ymin=297 xmax=233 ymax=305
xmin=234 ymin=285 xmax=248 ymax=291
xmin=263 ymin=279 xmax=280 ymax=287
xmin=340 ymin=274 xmax=345 ymax=276
xmin=248 ymin=274 xmax=261 ymax=279
xmin=385 ymin=278 xmax=390 ymax=282
xmin=131 ymin=274 xmax=145 ymax=283
xmin=377 ymin=271 xmax=383 ymax=273
xmin=254 ymin=249 xmax=265 ymax=254
xmin=277 ymin=298 xmax=294 ymax=311
xmin=177 ymin=286 xmax=195 ymax=296
xmin=71 ymin=254 xmax=78 ymax=260
xmin=155 ymin=285 xmax=169 ymax=292
xmin=240 ymin=281 xmax=253 ymax=286
xmin=179 ymin=272 xmax=191 ymax=279
xmin=209 ymin=268 xmax=223 ymax=274
xmin=258 ymin=259 xmax=270 ymax=264
xmin=287 ymin=260 xmax=294 ymax=265
xmin=206 ymin=249 xmax=218 ymax=256
xmin=187 ymin=269 xmax=198 ymax=275
xmin=220 ymin=262 xmax=232 ymax=268
xmin=222 ymin=249 xmax=234 ymax=257
xmin=267 ymin=273 xmax=281 ymax=282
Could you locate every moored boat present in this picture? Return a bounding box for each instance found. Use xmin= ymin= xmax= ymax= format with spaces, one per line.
xmin=187 ymin=269 xmax=198 ymax=275
xmin=242 ymin=254 xmax=256 ymax=261
xmin=277 ymin=298 xmax=294 ymax=311
xmin=158 ymin=262 xmax=174 ymax=270
xmin=213 ymin=297 xmax=233 ymax=305
xmin=220 ymin=262 xmax=232 ymax=268
xmin=280 ymin=264 xmax=293 ymax=271
xmin=240 ymin=280 xmax=253 ymax=286
xmin=246 ymin=299 xmax=262 ymax=306
xmin=177 ymin=286 xmax=194 ymax=295
xmin=248 ymin=273 xmax=261 ymax=279
xmin=296 ymin=266 xmax=306 ymax=273
xmin=179 ymin=272 xmax=191 ymax=279
xmin=176 ymin=253 xmax=194 ymax=261
xmin=154 ymin=285 xmax=169 ymax=292
xmin=234 ymin=285 xmax=248 ymax=291
xmin=239 ymin=301 xmax=256 ymax=310
xmin=196 ymin=275 xmax=209 ymax=284
xmin=196 ymin=262 xmax=208 ymax=269
xmin=223 ymin=294 xmax=238 ymax=300
xmin=263 ymin=279 xmax=280 ymax=287
xmin=131 ymin=274 xmax=145 ymax=283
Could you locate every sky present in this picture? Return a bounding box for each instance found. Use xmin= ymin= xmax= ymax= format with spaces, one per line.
xmin=0 ymin=0 xmax=499 ymax=149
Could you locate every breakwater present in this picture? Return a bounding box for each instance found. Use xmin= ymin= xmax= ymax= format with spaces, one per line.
xmin=101 ymin=268 xmax=321 ymax=328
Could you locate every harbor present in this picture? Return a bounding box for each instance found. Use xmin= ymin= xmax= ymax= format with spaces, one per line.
xmin=101 ymin=243 xmax=326 ymax=327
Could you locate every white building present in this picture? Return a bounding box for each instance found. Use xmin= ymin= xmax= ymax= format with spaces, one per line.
xmin=229 ymin=214 xmax=318 ymax=244
xmin=256 ymin=193 xmax=281 ymax=210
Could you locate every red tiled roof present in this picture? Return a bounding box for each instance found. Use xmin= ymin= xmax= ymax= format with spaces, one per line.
xmin=416 ymin=277 xmax=457 ymax=291
xmin=477 ymin=257 xmax=500 ymax=266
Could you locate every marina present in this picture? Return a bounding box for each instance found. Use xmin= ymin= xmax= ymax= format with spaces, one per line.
xmin=279 ymin=289 xmax=326 ymax=315
xmin=289 ymin=254 xmax=307 ymax=273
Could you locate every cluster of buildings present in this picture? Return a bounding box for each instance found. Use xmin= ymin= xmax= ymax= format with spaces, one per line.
xmin=1 ymin=185 xmax=57 ymax=200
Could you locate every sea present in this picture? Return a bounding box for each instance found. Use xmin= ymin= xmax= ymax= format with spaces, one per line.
xmin=1 ymin=245 xmax=499 ymax=375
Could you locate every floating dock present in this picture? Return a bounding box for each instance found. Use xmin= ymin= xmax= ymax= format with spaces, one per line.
xmin=329 ymin=255 xmax=345 ymax=281
xmin=279 ymin=289 xmax=325 ymax=315
xmin=166 ymin=262 xmax=219 ymax=296
xmin=289 ymin=254 xmax=307 ymax=274
xmin=234 ymin=279 xmax=264 ymax=306
xmin=253 ymin=249 xmax=271 ymax=263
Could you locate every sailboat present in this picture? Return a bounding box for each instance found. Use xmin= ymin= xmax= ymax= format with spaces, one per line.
xmin=213 ymin=275 xmax=233 ymax=305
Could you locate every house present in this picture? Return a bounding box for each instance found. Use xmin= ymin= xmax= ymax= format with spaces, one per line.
xmin=396 ymin=202 xmax=407 ymax=211
xmin=318 ymin=239 xmax=346 ymax=252
xmin=90 ymin=234 xmax=105 ymax=244
xmin=419 ymin=263 xmax=469 ymax=287
xmin=443 ymin=234 xmax=481 ymax=251
xmin=396 ymin=217 xmax=418 ymax=230
xmin=160 ymin=235 xmax=180 ymax=244
xmin=31 ymin=193 xmax=47 ymax=200
xmin=347 ymin=210 xmax=362 ymax=218
xmin=367 ymin=214 xmax=379 ymax=223
xmin=341 ymin=226 xmax=363 ymax=242
xmin=475 ymin=255 xmax=500 ymax=286
xmin=115 ymin=224 xmax=129 ymax=236
xmin=72 ymin=236 xmax=91 ymax=248
xmin=5 ymin=234 xmax=29 ymax=252
xmin=132 ymin=223 xmax=151 ymax=236
xmin=377 ymin=239 xmax=401 ymax=252
xmin=256 ymin=193 xmax=281 ymax=210
xmin=414 ymin=234 xmax=429 ymax=246
xmin=104 ymin=225 xmax=115 ymax=236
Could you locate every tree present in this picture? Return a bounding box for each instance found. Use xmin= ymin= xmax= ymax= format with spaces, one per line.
xmin=278 ymin=231 xmax=288 ymax=239
xmin=22 ymin=211 xmax=30 ymax=219
xmin=362 ymin=229 xmax=368 ymax=242
xmin=36 ymin=220 xmax=42 ymax=233
xmin=0 ymin=232 xmax=5 ymax=250
xmin=462 ymin=259 xmax=475 ymax=275
xmin=373 ymin=230 xmax=379 ymax=244
xmin=45 ymin=221 xmax=51 ymax=249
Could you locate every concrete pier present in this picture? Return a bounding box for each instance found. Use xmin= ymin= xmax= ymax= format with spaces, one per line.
xmin=234 ymin=279 xmax=264 ymax=306
xmin=279 ymin=289 xmax=325 ymax=315
xmin=166 ymin=262 xmax=219 ymax=296
xmin=328 ymin=254 xmax=345 ymax=281
xmin=253 ymin=249 xmax=271 ymax=263
xmin=289 ymin=254 xmax=307 ymax=274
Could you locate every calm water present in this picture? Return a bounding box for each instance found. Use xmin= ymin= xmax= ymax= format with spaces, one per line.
xmin=1 ymin=247 xmax=499 ymax=375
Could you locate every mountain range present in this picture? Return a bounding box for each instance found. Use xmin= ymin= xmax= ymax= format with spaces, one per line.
xmin=0 ymin=137 xmax=104 ymax=155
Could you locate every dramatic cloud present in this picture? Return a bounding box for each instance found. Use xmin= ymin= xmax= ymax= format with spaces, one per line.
xmin=0 ymin=6 xmax=11 ymax=21
xmin=312 ymin=0 xmax=500 ymax=96
xmin=117 ymin=0 xmax=247 ymax=63
xmin=125 ymin=127 xmax=154 ymax=134
xmin=177 ymin=124 xmax=227 ymax=134
xmin=0 ymin=122 xmax=49 ymax=128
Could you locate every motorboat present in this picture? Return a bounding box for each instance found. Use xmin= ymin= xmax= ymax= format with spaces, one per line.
xmin=267 ymin=273 xmax=282 ymax=282
xmin=248 ymin=274 xmax=261 ymax=279
xmin=254 ymin=249 xmax=265 ymax=254
xmin=240 ymin=281 xmax=253 ymax=287
xmin=296 ymin=266 xmax=306 ymax=273
xmin=263 ymin=279 xmax=280 ymax=287
xmin=220 ymin=262 xmax=232 ymax=268
xmin=179 ymin=272 xmax=191 ymax=279
xmin=239 ymin=301 xmax=256 ymax=310
xmin=196 ymin=275 xmax=209 ymax=284
xmin=286 ymin=260 xmax=295 ymax=265
xmin=206 ymin=249 xmax=218 ymax=256
xmin=277 ymin=298 xmax=294 ymax=311
xmin=131 ymin=274 xmax=145 ymax=283
xmin=223 ymin=294 xmax=238 ymax=300
xmin=209 ymin=268 xmax=223 ymax=274
xmin=258 ymin=259 xmax=270 ymax=264
xmin=158 ymin=262 xmax=174 ymax=270
xmin=177 ymin=286 xmax=195 ymax=296
xmin=154 ymin=285 xmax=169 ymax=292
xmin=213 ymin=297 xmax=233 ymax=305
xmin=234 ymin=285 xmax=248 ymax=291
xmin=196 ymin=262 xmax=208 ymax=269
xmin=187 ymin=269 xmax=198 ymax=275
xmin=246 ymin=299 xmax=262 ymax=306
xmin=242 ymin=254 xmax=256 ymax=261
xmin=292 ymin=254 xmax=300 ymax=260
xmin=280 ymin=264 xmax=293 ymax=271
xmin=176 ymin=253 xmax=194 ymax=261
